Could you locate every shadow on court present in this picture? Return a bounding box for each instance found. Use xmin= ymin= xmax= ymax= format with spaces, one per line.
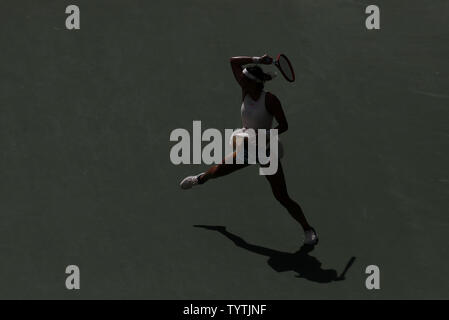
xmin=195 ymin=225 xmax=356 ymax=283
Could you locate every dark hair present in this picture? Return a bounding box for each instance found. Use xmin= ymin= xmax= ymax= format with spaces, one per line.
xmin=246 ymin=66 xmax=273 ymax=82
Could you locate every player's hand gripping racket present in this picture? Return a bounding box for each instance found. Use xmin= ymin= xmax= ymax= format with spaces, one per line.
xmin=272 ymin=54 xmax=295 ymax=82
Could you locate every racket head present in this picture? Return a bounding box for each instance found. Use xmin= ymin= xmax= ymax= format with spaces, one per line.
xmin=274 ymin=54 xmax=295 ymax=82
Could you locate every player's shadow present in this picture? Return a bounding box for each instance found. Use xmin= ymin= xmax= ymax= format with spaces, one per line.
xmin=194 ymin=225 xmax=356 ymax=283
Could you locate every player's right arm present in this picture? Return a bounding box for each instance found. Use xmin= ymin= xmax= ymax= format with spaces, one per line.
xmin=229 ymin=54 xmax=273 ymax=87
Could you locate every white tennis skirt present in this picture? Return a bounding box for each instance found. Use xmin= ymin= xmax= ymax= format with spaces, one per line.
xmin=230 ymin=128 xmax=284 ymax=164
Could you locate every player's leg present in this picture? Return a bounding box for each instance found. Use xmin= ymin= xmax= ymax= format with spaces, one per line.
xmin=264 ymin=161 xmax=318 ymax=245
xmin=179 ymin=152 xmax=248 ymax=189
xmin=197 ymin=162 xmax=247 ymax=184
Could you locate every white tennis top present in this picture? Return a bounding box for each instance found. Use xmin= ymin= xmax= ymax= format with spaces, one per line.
xmin=241 ymin=91 xmax=273 ymax=130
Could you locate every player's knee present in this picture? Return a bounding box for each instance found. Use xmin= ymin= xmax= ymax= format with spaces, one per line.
xmin=273 ymin=192 xmax=291 ymax=206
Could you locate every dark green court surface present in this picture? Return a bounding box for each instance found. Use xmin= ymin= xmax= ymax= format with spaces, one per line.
xmin=0 ymin=0 xmax=448 ymax=299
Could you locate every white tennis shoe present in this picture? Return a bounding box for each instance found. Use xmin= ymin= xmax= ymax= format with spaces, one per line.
xmin=180 ymin=173 xmax=204 ymax=190
xmin=304 ymin=228 xmax=319 ymax=245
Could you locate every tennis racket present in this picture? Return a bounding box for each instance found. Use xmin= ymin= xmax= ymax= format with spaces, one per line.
xmin=272 ymin=54 xmax=295 ymax=82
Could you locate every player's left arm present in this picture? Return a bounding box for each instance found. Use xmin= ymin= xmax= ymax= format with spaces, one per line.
xmin=265 ymin=92 xmax=288 ymax=134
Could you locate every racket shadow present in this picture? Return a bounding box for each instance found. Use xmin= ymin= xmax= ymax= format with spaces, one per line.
xmin=194 ymin=225 xmax=356 ymax=283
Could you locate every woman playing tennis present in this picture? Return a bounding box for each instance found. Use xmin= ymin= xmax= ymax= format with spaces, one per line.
xmin=180 ymin=54 xmax=318 ymax=245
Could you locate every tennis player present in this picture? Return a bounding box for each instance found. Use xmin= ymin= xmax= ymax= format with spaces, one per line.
xmin=180 ymin=54 xmax=318 ymax=245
